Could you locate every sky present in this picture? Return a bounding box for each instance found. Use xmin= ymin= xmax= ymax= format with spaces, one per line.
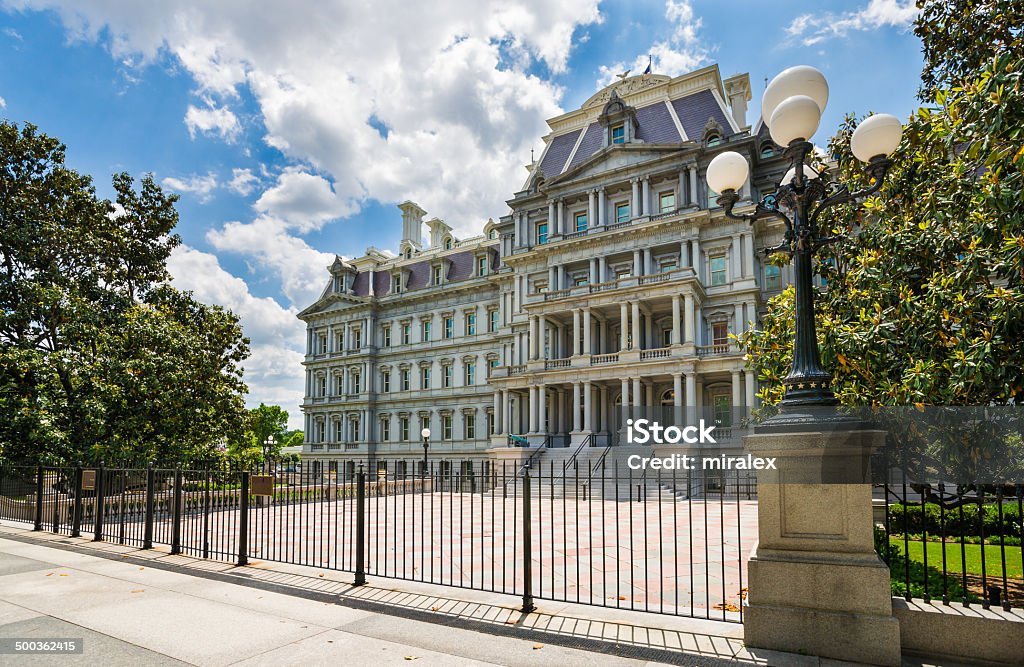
xmin=0 ymin=0 xmax=924 ymax=428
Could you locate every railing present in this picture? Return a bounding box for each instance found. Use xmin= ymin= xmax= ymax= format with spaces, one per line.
xmin=880 ymin=479 xmax=1024 ymax=611
xmin=507 ymin=364 xmax=527 ymax=376
xmin=697 ymin=343 xmax=739 ymax=357
xmin=562 ymin=434 xmax=594 ymax=471
xmin=591 ymin=353 xmax=619 ymax=365
xmin=544 ymin=358 xmax=570 ymax=370
xmin=0 ymin=459 xmax=753 ymax=622
xmin=640 ymin=347 xmax=672 ymax=360
xmin=543 ymin=288 xmax=572 ymax=301
xmin=562 ymin=229 xmax=588 ymax=240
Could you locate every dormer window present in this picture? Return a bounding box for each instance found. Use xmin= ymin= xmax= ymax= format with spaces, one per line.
xmin=599 ymin=90 xmax=637 ymax=148
xmin=489 ymin=229 xmax=498 ymax=239
xmin=404 ymin=249 xmax=412 ymax=260
xmin=611 ymin=124 xmax=625 ymax=144
xmin=760 ymin=144 xmax=775 ymax=158
xmin=433 ymin=266 xmax=443 ymax=285
xmin=706 ymin=133 xmax=723 ymax=147
xmin=443 ymin=237 xmax=453 ymax=250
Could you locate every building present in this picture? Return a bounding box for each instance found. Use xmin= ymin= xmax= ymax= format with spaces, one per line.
xmin=298 ymin=63 xmax=791 ymax=473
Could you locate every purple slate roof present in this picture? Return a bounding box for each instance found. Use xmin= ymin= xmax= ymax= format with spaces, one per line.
xmin=348 ymin=249 xmax=494 ymax=297
xmin=635 ymin=102 xmax=683 ymax=144
xmin=566 ymin=122 xmax=603 ymax=170
xmin=672 ymin=89 xmax=734 ymax=143
xmin=538 ymin=128 xmax=581 ymax=177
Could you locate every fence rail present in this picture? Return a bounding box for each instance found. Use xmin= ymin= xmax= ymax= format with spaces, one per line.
xmin=0 ymin=459 xmax=755 ymax=622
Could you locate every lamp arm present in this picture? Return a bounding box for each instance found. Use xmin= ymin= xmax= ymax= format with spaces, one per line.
xmin=810 ymin=158 xmax=891 ymax=228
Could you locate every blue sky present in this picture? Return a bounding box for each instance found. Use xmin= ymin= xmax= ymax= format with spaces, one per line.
xmin=0 ymin=0 xmax=924 ymax=426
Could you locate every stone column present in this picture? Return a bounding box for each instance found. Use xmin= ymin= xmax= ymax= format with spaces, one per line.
xmin=732 ymin=234 xmax=741 ymax=281
xmin=620 ymin=378 xmax=629 ymax=411
xmin=572 ymin=309 xmax=581 ymax=356
xmin=529 ymin=316 xmax=538 ymax=360
xmin=745 ymin=370 xmax=756 ymax=411
xmin=643 ymin=248 xmax=652 ymax=275
xmin=493 ymin=390 xmax=502 ymax=434
xmin=631 ymin=301 xmax=641 ymax=351
xmin=548 ymin=266 xmax=557 ymax=291
xmin=681 ymin=240 xmax=690 ymax=268
xmin=678 ymin=169 xmax=687 ymax=206
xmin=538 ymin=315 xmax=547 ymax=359
xmin=631 ymin=377 xmax=642 ymax=409
xmin=528 ymin=386 xmax=538 ymax=433
xmin=572 ymin=382 xmax=582 ymax=432
xmin=556 ymin=199 xmax=565 ymax=236
xmin=632 ymin=249 xmax=641 ymax=276
xmin=588 ymin=190 xmax=596 ymax=228
xmin=672 ymin=295 xmax=682 ymax=345
xmin=731 ymin=370 xmax=741 ymax=410
xmin=597 ymin=188 xmax=606 ymax=226
xmin=695 ymin=303 xmax=703 ymax=346
xmin=583 ymin=381 xmax=593 ymax=431
xmin=672 ymin=373 xmax=683 ymax=408
xmin=619 ymin=302 xmax=629 ymax=351
xmin=504 ymin=391 xmax=513 ymax=436
xmin=692 ymin=238 xmax=702 ymax=282
xmin=589 ymin=258 xmax=597 ymax=284
xmin=685 ymin=372 xmax=696 ymax=409
xmin=641 ymin=177 xmax=650 ymax=216
xmin=689 ymin=167 xmax=698 ymax=206
xmin=598 ymin=256 xmax=606 ymax=283
xmin=743 ymin=427 xmax=900 ymax=665
xmin=582 ymin=307 xmax=592 ymax=355
xmin=538 ymin=384 xmax=547 ymax=435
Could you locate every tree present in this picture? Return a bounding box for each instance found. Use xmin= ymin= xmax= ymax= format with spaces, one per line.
xmin=228 ymin=403 xmax=293 ymax=461
xmin=742 ymin=10 xmax=1024 ymax=469
xmin=0 ymin=122 xmax=250 ymax=464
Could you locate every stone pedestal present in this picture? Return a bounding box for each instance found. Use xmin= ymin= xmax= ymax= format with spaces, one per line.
xmin=743 ymin=428 xmax=901 ymax=666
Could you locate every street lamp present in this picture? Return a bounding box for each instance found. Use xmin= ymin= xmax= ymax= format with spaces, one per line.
xmin=420 ymin=427 xmax=431 ymax=478
xmin=705 ymin=65 xmax=902 ymax=427
xmin=263 ymin=435 xmax=276 ymax=471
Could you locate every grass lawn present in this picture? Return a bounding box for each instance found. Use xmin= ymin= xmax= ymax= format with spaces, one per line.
xmin=891 ymin=537 xmax=1023 ymax=580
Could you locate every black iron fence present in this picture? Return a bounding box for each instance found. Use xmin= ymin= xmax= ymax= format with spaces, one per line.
xmin=0 ymin=458 xmax=754 ymax=622
xmin=879 ymin=480 xmax=1024 ymax=611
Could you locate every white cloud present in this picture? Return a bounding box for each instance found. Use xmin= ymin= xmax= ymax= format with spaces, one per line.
xmin=785 ymin=0 xmax=918 ymax=46
xmin=184 ymin=100 xmax=240 ymax=141
xmin=206 ymin=215 xmax=334 ymax=308
xmin=0 ymin=96 xmax=6 ymax=109
xmin=13 ymin=0 xmax=601 ymax=236
xmin=254 ymin=168 xmax=352 ymax=232
xmin=227 ymin=167 xmax=258 ymax=196
xmin=161 ymin=172 xmax=219 ymax=203
xmin=597 ymin=0 xmax=708 ymax=88
xmin=166 ymin=245 xmax=306 ymax=426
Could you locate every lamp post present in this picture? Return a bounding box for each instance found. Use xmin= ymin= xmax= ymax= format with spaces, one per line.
xmin=263 ymin=435 xmax=276 ymax=471
xmin=420 ymin=427 xmax=431 ymax=478
xmin=705 ymin=65 xmax=902 ymax=428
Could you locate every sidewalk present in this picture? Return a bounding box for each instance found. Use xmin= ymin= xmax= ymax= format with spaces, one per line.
xmin=0 ymin=523 xmax=955 ymax=666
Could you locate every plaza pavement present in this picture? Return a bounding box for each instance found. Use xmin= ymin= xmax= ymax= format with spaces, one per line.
xmin=0 ymin=522 xmax=970 ymax=666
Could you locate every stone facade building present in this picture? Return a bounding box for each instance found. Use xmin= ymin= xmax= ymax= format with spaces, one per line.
xmin=299 ymin=64 xmax=791 ymax=471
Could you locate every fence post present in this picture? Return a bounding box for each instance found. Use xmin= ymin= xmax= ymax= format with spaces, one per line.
xmin=71 ymin=465 xmax=83 ymax=537
xmin=92 ymin=461 xmax=105 ymax=542
xmin=354 ymin=465 xmax=366 ymax=586
xmin=143 ymin=464 xmax=155 ymax=549
xmin=521 ymin=470 xmax=535 ymax=613
xmin=170 ymin=467 xmax=182 ymax=555
xmin=33 ymin=465 xmax=44 ymax=531
xmin=237 ymin=471 xmax=249 ymax=566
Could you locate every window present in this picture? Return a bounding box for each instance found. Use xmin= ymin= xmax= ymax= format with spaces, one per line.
xmin=706 ymin=133 xmax=722 ymax=147
xmin=477 ymin=257 xmax=487 ymax=276
xmin=574 ymin=212 xmax=587 ymax=232
xmin=420 ymin=415 xmax=430 ymax=434
xmin=352 ymin=372 xmax=361 ymax=394
xmin=393 ymin=273 xmax=403 ymax=293
xmin=765 ymin=264 xmax=781 ymax=290
xmin=713 ymin=395 xmax=732 ymax=428
xmin=381 ymin=370 xmax=390 ymax=393
xmin=316 ymin=420 xmax=325 ymax=443
xmin=712 ymin=322 xmax=729 ymax=347
xmin=574 ymin=276 xmax=588 ymax=286
xmin=421 ymin=367 xmax=431 ymax=390
xmin=659 ymin=191 xmax=675 ymax=213
xmin=659 ymin=260 xmax=677 ymax=273
xmin=317 ymin=375 xmax=327 ymax=396
xmin=433 ymin=266 xmax=442 ymax=285
xmin=336 ymin=332 xmax=344 ymax=351
xmin=760 ymin=144 xmax=774 ymax=158
xmin=488 ymin=309 xmax=498 ymax=333
xmin=443 ymin=365 xmax=453 ymax=388
xmin=382 ymin=325 xmax=391 ymax=347
xmin=710 ymin=255 xmax=727 ymax=286
xmin=400 ymin=368 xmax=410 ymax=391
xmin=442 ymin=414 xmax=452 ymax=440
xmin=465 ymin=414 xmax=476 ymax=439
xmin=615 ymin=203 xmax=630 ymax=223
xmin=611 ymin=124 xmax=625 ymax=144
xmin=615 ymin=268 xmax=631 ymax=279
xmin=381 ymin=418 xmax=391 ymax=442
xmin=401 ymin=323 xmax=410 ymax=345
xmin=536 ymin=222 xmax=548 ymax=245
xmin=466 ymin=313 xmax=476 ymax=335
xmin=400 ymin=416 xmax=410 ymax=441
xmin=317 ymin=334 xmax=327 ymax=354
xmin=465 ymin=362 xmax=476 ymax=386
xmin=489 ymin=358 xmax=499 ymax=375
xmin=707 ymin=187 xmax=719 ymax=209
xmin=443 ymin=316 xmax=454 ymax=339
xmin=663 ymin=329 xmax=673 ymax=346
xmin=422 ymin=320 xmax=432 ymax=341
xmin=489 ymin=229 xmax=498 ymax=239
xmin=352 ymin=329 xmax=362 ymax=349
xmin=443 ymin=237 xmax=453 ymax=250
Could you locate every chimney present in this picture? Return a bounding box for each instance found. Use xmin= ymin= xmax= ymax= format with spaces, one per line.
xmin=723 ymin=73 xmax=752 ymax=129
xmin=398 ymin=201 xmax=427 ymax=247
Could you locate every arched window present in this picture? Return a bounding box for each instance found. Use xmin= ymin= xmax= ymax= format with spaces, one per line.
xmin=489 ymin=229 xmax=498 ymax=239
xmin=706 ymin=133 xmax=722 ymax=147
xmin=760 ymin=144 xmax=774 ymax=158
xmin=443 ymin=237 xmax=453 ymax=250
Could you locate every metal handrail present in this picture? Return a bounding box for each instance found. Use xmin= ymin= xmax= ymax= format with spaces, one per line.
xmin=563 ymin=434 xmax=594 ymax=472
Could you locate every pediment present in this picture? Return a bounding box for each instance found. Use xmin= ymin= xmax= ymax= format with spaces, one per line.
xmin=298 ymin=291 xmax=367 ymax=319
xmin=547 ymin=143 xmax=689 ymax=186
